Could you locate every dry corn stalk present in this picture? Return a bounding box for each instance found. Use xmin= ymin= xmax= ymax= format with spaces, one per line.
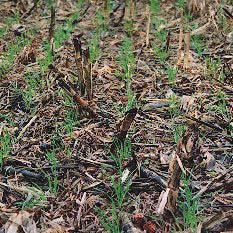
xmin=146 ymin=5 xmax=151 ymax=47
xmin=177 ymin=20 xmax=184 ymax=66
xmin=55 ymin=70 xmax=97 ymax=118
xmin=73 ymin=35 xmax=93 ymax=100
xmin=130 ymin=0 xmax=136 ymax=19
xmin=184 ymin=31 xmax=190 ymax=69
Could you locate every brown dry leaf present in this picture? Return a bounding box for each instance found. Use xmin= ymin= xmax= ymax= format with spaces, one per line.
xmin=121 ymin=168 xmax=130 ymax=183
xmin=4 ymin=211 xmax=37 ymax=233
xmin=143 ymin=99 xmax=169 ymax=111
xmin=180 ymin=95 xmax=195 ymax=112
xmin=214 ymin=194 xmax=233 ymax=205
xmin=45 ymin=225 xmax=68 ymax=233
xmin=203 ymin=150 xmax=216 ymax=171
xmin=191 ymin=22 xmax=211 ymax=36
xmin=156 ymin=188 xmax=170 ymax=215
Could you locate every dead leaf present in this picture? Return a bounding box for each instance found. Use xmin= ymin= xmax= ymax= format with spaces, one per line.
xmin=121 ymin=168 xmax=130 ymax=183
xmin=156 ymin=188 xmax=170 ymax=215
xmin=4 ymin=211 xmax=37 ymax=233
xmin=204 ymin=151 xmax=216 ymax=171
xmin=180 ymin=95 xmax=195 ymax=112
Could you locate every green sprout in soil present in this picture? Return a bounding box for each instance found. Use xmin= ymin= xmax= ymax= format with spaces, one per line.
xmin=45 ymin=150 xmax=59 ymax=195
xmin=0 ymin=129 xmax=11 ymax=168
xmin=178 ymin=172 xmax=199 ymax=232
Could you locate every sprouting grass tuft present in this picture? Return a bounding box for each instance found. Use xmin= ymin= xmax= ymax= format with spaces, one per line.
xmin=95 ymin=203 xmax=121 ymax=233
xmin=167 ymin=66 xmax=177 ymax=86
xmin=97 ymin=139 xmax=132 ymax=231
xmin=0 ymin=36 xmax=32 ymax=77
xmin=0 ymin=129 xmax=11 ymax=168
xmin=45 ymin=150 xmax=59 ymax=195
xmin=178 ymin=172 xmax=199 ymax=232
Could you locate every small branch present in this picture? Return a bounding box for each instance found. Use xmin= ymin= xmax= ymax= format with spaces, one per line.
xmin=16 ymin=115 xmax=37 ymax=141
xmin=184 ymin=31 xmax=191 ymax=69
xmin=48 ymin=5 xmax=56 ymax=42
xmin=146 ymin=5 xmax=151 ymax=47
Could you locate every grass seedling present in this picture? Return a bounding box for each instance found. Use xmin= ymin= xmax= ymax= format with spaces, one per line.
xmin=209 ymin=91 xmax=231 ymax=121
xmin=167 ymin=66 xmax=177 ymax=86
xmin=117 ymin=37 xmax=135 ymax=82
xmin=17 ymin=186 xmax=47 ymax=209
xmin=150 ymin=0 xmax=160 ymax=15
xmin=97 ymin=139 xmax=132 ymax=231
xmin=0 ymin=12 xmax=20 ymax=38
xmin=90 ymin=35 xmax=101 ymax=63
xmin=39 ymin=40 xmax=53 ymax=68
xmin=178 ymin=172 xmax=199 ymax=232
xmin=173 ymin=123 xmax=187 ymax=144
xmin=0 ymin=36 xmax=32 ymax=77
xmin=117 ymin=37 xmax=136 ymax=110
xmin=90 ymin=7 xmax=109 ymax=63
xmin=60 ymin=90 xmax=80 ymax=135
xmin=191 ymin=35 xmax=205 ymax=57
xmin=126 ymin=89 xmax=136 ymax=111
xmin=168 ymin=94 xmax=180 ymax=118
xmin=0 ymin=129 xmax=11 ymax=168
xmin=110 ymin=139 xmax=132 ymax=172
xmin=63 ymin=108 xmax=80 ymax=135
xmin=22 ymin=72 xmax=42 ymax=111
xmin=205 ymin=57 xmax=221 ymax=78
xmin=45 ymin=150 xmax=59 ymax=195
xmin=96 ymin=202 xmax=121 ymax=233
xmin=124 ymin=19 xmax=134 ymax=36
xmin=52 ymin=1 xmax=84 ymax=49
xmin=153 ymin=46 xmax=169 ymax=63
xmin=111 ymin=175 xmax=131 ymax=208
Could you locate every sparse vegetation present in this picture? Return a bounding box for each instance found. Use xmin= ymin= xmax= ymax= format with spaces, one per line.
xmin=0 ymin=0 xmax=232 ymax=232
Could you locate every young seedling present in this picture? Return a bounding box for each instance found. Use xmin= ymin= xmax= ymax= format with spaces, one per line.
xmin=173 ymin=123 xmax=187 ymax=144
xmin=97 ymin=139 xmax=133 ymax=231
xmin=168 ymin=94 xmax=180 ymax=118
xmin=117 ymin=37 xmax=136 ymax=110
xmin=45 ymin=150 xmax=59 ymax=195
xmin=167 ymin=66 xmax=177 ymax=86
xmin=0 ymin=129 xmax=11 ymax=168
xmin=0 ymin=36 xmax=32 ymax=77
xmin=95 ymin=202 xmax=121 ymax=233
xmin=178 ymin=172 xmax=199 ymax=232
xmin=17 ymin=186 xmax=47 ymax=209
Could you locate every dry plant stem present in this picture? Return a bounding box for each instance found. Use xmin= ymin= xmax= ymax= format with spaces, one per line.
xmin=130 ymin=0 xmax=135 ymax=20
xmin=146 ymin=5 xmax=151 ymax=47
xmin=177 ymin=17 xmax=184 ymax=66
xmin=56 ymin=72 xmax=97 ymax=118
xmin=165 ymin=31 xmax=171 ymax=53
xmin=48 ymin=5 xmax=55 ymax=42
xmin=16 ymin=115 xmax=37 ymax=141
xmin=194 ymin=166 xmax=233 ymax=200
xmin=166 ymin=152 xmax=182 ymax=214
xmin=110 ymin=108 xmax=138 ymax=154
xmin=103 ymin=0 xmax=108 ymax=21
xmin=83 ymin=48 xmax=93 ymax=101
xmin=73 ymin=36 xmax=86 ymax=96
xmin=76 ymin=192 xmax=87 ymax=227
xmin=184 ymin=31 xmax=191 ymax=69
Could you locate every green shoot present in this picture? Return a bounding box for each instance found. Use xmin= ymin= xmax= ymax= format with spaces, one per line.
xmin=45 ymin=150 xmax=59 ymax=195
xmin=0 ymin=129 xmax=11 ymax=168
xmin=167 ymin=66 xmax=177 ymax=86
xmin=179 ymin=173 xmax=199 ymax=232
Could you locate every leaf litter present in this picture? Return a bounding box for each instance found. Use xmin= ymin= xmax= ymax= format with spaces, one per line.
xmin=0 ymin=0 xmax=232 ymax=232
